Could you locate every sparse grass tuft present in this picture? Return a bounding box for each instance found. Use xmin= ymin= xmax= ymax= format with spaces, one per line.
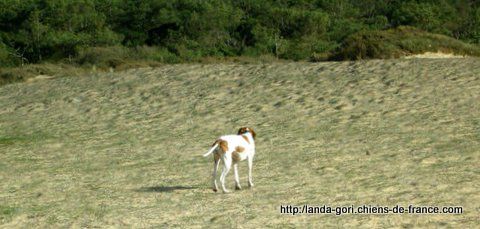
xmin=0 ymin=132 xmax=51 ymax=146
xmin=0 ymin=205 xmax=18 ymax=222
xmin=0 ymin=136 xmax=27 ymax=146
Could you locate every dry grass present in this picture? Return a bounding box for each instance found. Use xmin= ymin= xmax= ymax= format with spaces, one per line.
xmin=0 ymin=58 xmax=479 ymax=227
xmin=0 ymin=55 xmax=281 ymax=87
xmin=0 ymin=63 xmax=85 ymax=86
xmin=334 ymin=26 xmax=480 ymax=60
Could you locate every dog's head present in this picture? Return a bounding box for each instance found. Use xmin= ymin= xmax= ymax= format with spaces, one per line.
xmin=237 ymin=127 xmax=256 ymax=139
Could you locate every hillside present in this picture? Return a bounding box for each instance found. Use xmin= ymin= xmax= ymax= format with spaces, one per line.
xmin=0 ymin=58 xmax=479 ymax=227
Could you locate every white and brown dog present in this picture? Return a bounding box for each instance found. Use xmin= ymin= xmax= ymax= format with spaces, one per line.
xmin=202 ymin=127 xmax=256 ymax=193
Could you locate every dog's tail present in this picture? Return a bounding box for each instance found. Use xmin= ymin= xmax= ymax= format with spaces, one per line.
xmin=202 ymin=143 xmax=218 ymax=157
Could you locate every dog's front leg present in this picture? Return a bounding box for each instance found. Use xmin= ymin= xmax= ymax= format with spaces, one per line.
xmin=220 ymin=156 xmax=232 ymax=193
xmin=233 ymin=163 xmax=242 ymax=190
xmin=247 ymin=156 xmax=254 ymax=188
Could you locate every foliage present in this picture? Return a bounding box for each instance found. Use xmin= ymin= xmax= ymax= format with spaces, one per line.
xmin=1 ymin=0 xmax=480 ymax=67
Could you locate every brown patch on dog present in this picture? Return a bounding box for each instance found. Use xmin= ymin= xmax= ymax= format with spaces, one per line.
xmin=237 ymin=127 xmax=248 ymax=135
xmin=211 ymin=139 xmax=228 ymax=162
xmin=219 ymin=140 xmax=228 ymax=152
xmin=238 ymin=127 xmax=256 ymax=140
xmin=235 ymin=146 xmax=245 ymax=153
xmin=212 ymin=139 xmax=228 ymax=153
xmin=242 ymin=135 xmax=250 ymax=144
xmin=232 ymin=146 xmax=245 ymax=162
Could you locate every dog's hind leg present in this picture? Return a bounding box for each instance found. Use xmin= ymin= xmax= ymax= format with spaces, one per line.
xmin=212 ymin=153 xmax=220 ymax=192
xmin=233 ymin=163 xmax=242 ymax=190
xmin=219 ymin=155 xmax=232 ymax=193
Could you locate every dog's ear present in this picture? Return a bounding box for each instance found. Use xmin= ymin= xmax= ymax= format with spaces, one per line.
xmin=248 ymin=127 xmax=256 ymax=139
xmin=237 ymin=127 xmax=247 ymax=135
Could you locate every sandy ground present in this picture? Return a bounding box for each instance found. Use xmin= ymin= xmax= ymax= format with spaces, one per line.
xmin=403 ymin=51 xmax=467 ymax=59
xmin=0 ymin=58 xmax=479 ymax=227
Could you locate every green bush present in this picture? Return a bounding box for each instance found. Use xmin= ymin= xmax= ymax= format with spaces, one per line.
xmin=0 ymin=42 xmax=14 ymax=66
xmin=75 ymin=46 xmax=130 ymax=68
xmin=1 ymin=0 xmax=480 ymax=68
xmin=278 ymin=37 xmax=336 ymax=61
xmin=134 ymin=46 xmax=179 ymax=64
xmin=74 ymin=45 xmax=184 ymax=68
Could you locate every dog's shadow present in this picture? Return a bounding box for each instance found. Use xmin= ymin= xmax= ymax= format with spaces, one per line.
xmin=136 ymin=185 xmax=198 ymax=193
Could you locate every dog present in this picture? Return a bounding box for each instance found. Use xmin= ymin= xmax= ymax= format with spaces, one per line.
xmin=202 ymin=127 xmax=256 ymax=193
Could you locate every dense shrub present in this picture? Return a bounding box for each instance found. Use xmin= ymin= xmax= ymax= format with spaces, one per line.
xmin=1 ymin=0 xmax=480 ymax=67
xmin=0 ymin=41 xmax=15 ymax=66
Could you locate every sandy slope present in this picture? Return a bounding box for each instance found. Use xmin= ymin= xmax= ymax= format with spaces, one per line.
xmin=0 ymin=58 xmax=479 ymax=227
xmin=403 ymin=52 xmax=467 ymax=59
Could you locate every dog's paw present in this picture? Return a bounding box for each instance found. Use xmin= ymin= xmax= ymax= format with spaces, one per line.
xmin=248 ymin=182 xmax=254 ymax=188
xmin=222 ymin=189 xmax=231 ymax=193
xmin=235 ymin=185 xmax=242 ymax=190
xmin=212 ymin=188 xmax=218 ymax=192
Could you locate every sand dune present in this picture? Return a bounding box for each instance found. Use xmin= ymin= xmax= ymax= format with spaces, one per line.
xmin=1 ymin=58 xmax=479 ymax=227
